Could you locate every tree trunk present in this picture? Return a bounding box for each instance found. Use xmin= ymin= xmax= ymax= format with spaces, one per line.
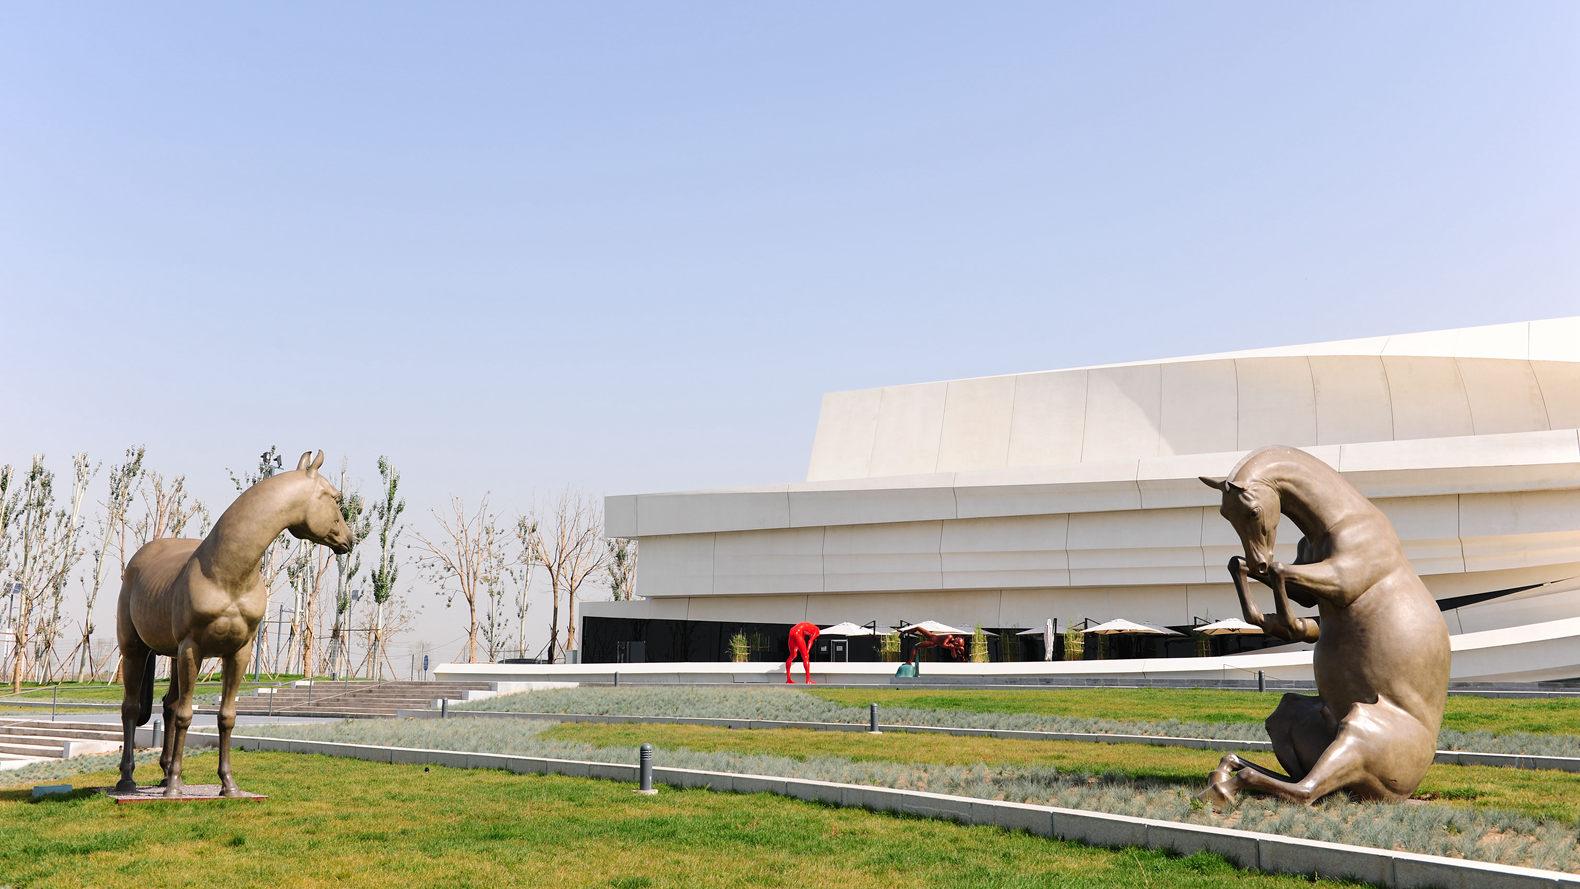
xmin=566 ymin=592 xmax=577 ymax=658
xmin=467 ymin=597 xmax=478 ymax=663
xmin=549 ymin=583 xmax=562 ymax=663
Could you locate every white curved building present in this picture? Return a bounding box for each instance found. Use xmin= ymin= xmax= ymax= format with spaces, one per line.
xmin=588 ymin=317 xmax=1580 ymax=681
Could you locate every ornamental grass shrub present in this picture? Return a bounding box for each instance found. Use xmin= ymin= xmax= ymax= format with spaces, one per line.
xmin=455 ymin=686 xmax=1579 ymax=757
xmin=244 ymin=717 xmax=1580 ymax=872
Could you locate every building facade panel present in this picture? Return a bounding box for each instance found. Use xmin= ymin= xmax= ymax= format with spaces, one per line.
xmin=1310 ymin=356 xmax=1394 ymax=445
xmin=936 ymin=375 xmax=1016 ymax=472
xmin=1005 ymin=370 xmax=1088 ymax=468
xmin=1079 ymin=364 xmax=1162 ymax=461
xmin=1382 ymin=356 xmax=1476 ymax=440
xmin=1234 ymin=357 xmax=1318 ymax=450
xmin=822 ymin=521 xmax=944 ymax=592
xmin=1158 ymin=360 xmax=1238 ymax=457
xmin=712 ymin=527 xmax=825 ymax=595
xmin=1457 ymin=358 xmax=1550 ymax=436
xmin=639 ymin=533 xmax=716 ymax=598
xmin=867 ymin=382 xmax=948 ymax=477
xmin=939 ymin=515 xmax=1071 ymax=589
xmin=806 ymin=387 xmax=883 ymax=481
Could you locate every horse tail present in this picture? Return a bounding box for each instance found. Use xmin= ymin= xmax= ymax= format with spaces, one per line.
xmin=136 ymin=651 xmax=156 ymax=726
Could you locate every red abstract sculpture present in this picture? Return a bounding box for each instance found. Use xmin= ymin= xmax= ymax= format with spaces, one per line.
xmin=785 ymin=621 xmax=820 ymax=684
xmin=909 ymin=627 xmax=966 ymax=663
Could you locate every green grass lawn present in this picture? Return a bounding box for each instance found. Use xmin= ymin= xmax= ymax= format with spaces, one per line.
xmin=0 ymin=751 xmax=1373 ymax=889
xmin=541 ymin=721 xmax=1580 ymax=822
xmin=806 ymin=686 xmax=1580 ymax=735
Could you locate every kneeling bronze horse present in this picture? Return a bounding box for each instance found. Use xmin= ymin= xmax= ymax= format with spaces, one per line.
xmin=1199 ymin=446 xmax=1449 ymax=809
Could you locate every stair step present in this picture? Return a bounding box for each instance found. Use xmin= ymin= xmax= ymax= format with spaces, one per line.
xmin=0 ymin=725 xmax=122 ymax=742
xmin=0 ymin=740 xmax=66 ymax=757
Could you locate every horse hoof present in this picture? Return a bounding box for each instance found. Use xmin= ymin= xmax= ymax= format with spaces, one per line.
xmin=1200 ymin=777 xmax=1237 ymax=813
xmin=220 ymin=784 xmax=242 ymax=798
xmin=163 ymin=782 xmax=184 ymax=799
xmin=114 ymin=778 xmax=138 ymax=794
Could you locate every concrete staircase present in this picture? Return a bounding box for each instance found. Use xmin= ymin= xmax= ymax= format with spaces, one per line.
xmin=234 ymin=680 xmax=496 ymax=718
xmin=0 ymin=719 xmax=123 ymax=770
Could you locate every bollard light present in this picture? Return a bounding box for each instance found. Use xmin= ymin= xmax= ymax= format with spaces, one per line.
xmin=1257 ymin=670 xmax=1266 ymax=693
xmin=868 ymin=702 xmax=881 ymax=735
xmin=636 ymin=742 xmax=657 ymax=795
xmin=441 ymin=698 xmax=448 ymax=719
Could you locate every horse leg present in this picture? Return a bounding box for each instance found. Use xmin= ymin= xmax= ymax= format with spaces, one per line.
xmin=1265 ymin=693 xmax=1332 ymax=781
xmin=115 ymin=643 xmax=151 ymax=793
xmin=1206 ymin=701 xmax=1418 ymax=810
xmin=217 ymin=647 xmax=250 ymax=796
xmin=1202 ymin=693 xmax=1336 ymax=810
xmin=162 ymin=640 xmax=201 ymax=798
xmin=158 ymin=656 xmax=181 ymax=785
xmin=1227 ymin=557 xmax=1268 ymax=628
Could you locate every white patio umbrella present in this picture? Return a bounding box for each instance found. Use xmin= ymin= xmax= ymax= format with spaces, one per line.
xmin=899 ymin=620 xmax=994 ymax=636
xmin=1193 ymin=617 xmax=1265 ymax=636
xmin=819 ymin=621 xmax=892 ymax=636
xmin=1081 ymin=618 xmax=1183 ymax=636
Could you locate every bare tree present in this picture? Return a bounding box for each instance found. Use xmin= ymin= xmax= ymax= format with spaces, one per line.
xmin=0 ymin=463 xmax=21 ymax=683
xmin=36 ymin=454 xmax=93 ymax=681
xmin=130 ymin=469 xmax=204 ymax=547
xmin=367 ymin=457 xmax=405 ymax=679
xmin=479 ymin=566 xmax=511 ymax=663
xmin=606 ymin=537 xmax=637 ymax=601
xmin=8 ymin=456 xmax=79 ymax=691
xmin=73 ymin=446 xmax=144 ymax=679
xmin=518 ymin=488 xmax=609 ymax=663
xmin=413 ymin=495 xmax=509 ymax=664
xmin=512 ymin=560 xmax=532 ymax=661
xmin=327 ymin=464 xmax=372 ymax=677
xmin=290 ymin=543 xmax=336 ymax=678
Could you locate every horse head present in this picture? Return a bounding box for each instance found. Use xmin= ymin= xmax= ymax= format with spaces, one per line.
xmin=1200 ymin=475 xmax=1280 ymax=578
xmin=289 ymin=450 xmax=354 ymax=555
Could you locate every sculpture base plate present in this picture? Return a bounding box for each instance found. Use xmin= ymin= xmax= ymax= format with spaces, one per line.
xmin=102 ymin=785 xmax=267 ymax=804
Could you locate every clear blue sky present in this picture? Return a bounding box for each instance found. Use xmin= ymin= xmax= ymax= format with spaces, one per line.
xmin=2 ymin=3 xmax=1576 ymax=660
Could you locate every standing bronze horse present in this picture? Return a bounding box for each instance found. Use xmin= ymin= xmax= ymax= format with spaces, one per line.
xmin=115 ymin=450 xmax=353 ymax=797
xmin=1198 ymin=445 xmax=1449 ymax=809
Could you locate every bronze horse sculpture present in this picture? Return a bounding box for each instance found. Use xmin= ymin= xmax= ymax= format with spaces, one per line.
xmin=1198 ymin=445 xmax=1449 ymax=809
xmin=116 ymin=450 xmax=353 ymax=797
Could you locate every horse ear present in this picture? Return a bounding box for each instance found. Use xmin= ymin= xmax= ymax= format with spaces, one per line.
xmin=309 ymin=450 xmax=325 ymax=473
xmin=1199 ymin=476 xmax=1227 ymax=491
xmin=296 ymin=451 xmax=313 ymax=472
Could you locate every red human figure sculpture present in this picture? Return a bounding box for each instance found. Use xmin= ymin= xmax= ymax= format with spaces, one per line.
xmin=909 ymin=627 xmax=967 ymax=663
xmin=785 ymin=622 xmax=820 ymax=684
